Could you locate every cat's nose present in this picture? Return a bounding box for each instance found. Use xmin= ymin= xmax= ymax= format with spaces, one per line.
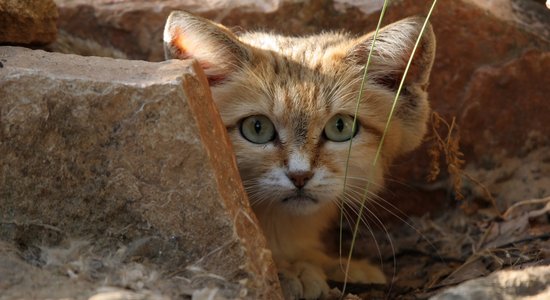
xmin=288 ymin=171 xmax=313 ymax=189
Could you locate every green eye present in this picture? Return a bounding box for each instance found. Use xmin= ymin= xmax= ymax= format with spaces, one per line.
xmin=324 ymin=114 xmax=358 ymax=142
xmin=240 ymin=115 xmax=276 ymax=144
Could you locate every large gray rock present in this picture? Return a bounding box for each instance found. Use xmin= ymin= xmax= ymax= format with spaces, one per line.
xmin=0 ymin=46 xmax=281 ymax=299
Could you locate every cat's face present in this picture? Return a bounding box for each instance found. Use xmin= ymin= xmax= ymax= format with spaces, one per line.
xmin=164 ymin=12 xmax=435 ymax=216
xmin=211 ymin=43 xmax=388 ymax=216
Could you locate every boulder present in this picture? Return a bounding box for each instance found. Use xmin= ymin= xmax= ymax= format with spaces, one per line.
xmin=459 ymin=50 xmax=550 ymax=161
xmin=0 ymin=0 xmax=58 ymax=45
xmin=0 ymin=46 xmax=281 ymax=299
xmin=50 ymin=0 xmax=390 ymax=61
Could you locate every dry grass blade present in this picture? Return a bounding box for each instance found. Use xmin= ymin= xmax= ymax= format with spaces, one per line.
xmin=341 ymin=0 xmax=440 ymax=297
xmin=339 ymin=0 xmax=391 ymax=295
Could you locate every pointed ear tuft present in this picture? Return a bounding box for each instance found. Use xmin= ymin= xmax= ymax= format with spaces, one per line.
xmin=346 ymin=17 xmax=436 ymax=91
xmin=163 ymin=11 xmax=251 ymax=86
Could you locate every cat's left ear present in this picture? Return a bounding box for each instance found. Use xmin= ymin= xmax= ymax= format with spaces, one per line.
xmin=346 ymin=17 xmax=436 ymax=91
xmin=345 ymin=17 xmax=436 ymax=154
xmin=163 ymin=11 xmax=251 ymax=85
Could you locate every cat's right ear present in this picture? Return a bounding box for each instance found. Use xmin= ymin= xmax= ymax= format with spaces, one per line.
xmin=163 ymin=11 xmax=251 ymax=85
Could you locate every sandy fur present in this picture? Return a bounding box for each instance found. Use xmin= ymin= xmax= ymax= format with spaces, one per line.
xmin=164 ymin=11 xmax=435 ymax=299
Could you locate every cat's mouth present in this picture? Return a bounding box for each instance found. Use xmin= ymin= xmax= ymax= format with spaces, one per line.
xmin=282 ymin=190 xmax=318 ymax=204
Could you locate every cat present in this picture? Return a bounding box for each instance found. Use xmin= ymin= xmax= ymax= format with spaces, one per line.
xmin=163 ymin=11 xmax=435 ymax=299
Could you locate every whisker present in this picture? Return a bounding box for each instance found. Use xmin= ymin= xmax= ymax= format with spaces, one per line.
xmin=355 ymin=189 xmax=444 ymax=264
xmin=339 ymin=190 xmax=400 ymax=291
xmin=335 ymin=175 xmax=389 ymax=190
xmin=340 ymin=192 xmax=387 ymax=274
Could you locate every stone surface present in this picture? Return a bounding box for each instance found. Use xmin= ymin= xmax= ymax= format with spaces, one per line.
xmin=431 ymin=265 xmax=550 ymax=300
xmin=0 ymin=46 xmax=281 ymax=299
xmin=51 ymin=0 xmax=394 ymax=61
xmin=0 ymin=0 xmax=58 ymax=45
xmin=459 ymin=50 xmax=550 ymax=161
xmin=468 ymin=0 xmax=550 ymax=42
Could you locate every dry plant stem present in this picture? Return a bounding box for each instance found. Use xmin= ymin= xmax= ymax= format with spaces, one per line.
xmin=428 ymin=112 xmax=465 ymax=199
xmin=1 ymin=221 xmax=63 ymax=233
xmin=342 ymin=0 xmax=439 ymax=296
xmin=502 ymin=196 xmax=550 ymax=219
xmin=339 ymin=0 xmax=390 ymax=284
xmin=476 ymin=196 xmax=550 ymax=253
xmin=475 ymin=224 xmax=494 ymax=253
xmin=428 ymin=112 xmax=500 ymax=215
xmin=461 ymin=172 xmax=501 ymax=215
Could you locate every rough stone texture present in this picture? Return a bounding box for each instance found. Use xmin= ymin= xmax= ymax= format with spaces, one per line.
xmin=431 ymin=265 xmax=550 ymax=300
xmin=0 ymin=0 xmax=58 ymax=45
xmin=469 ymin=0 xmax=550 ymax=42
xmin=51 ymin=0 xmax=391 ymax=61
xmin=0 ymin=46 xmax=281 ymax=299
xmin=459 ymin=50 xmax=550 ymax=161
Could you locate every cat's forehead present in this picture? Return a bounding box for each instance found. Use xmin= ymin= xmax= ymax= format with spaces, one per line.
xmin=215 ymin=32 xmax=364 ymax=136
xmin=240 ymin=32 xmax=349 ymax=67
xmin=241 ymin=36 xmax=350 ymax=111
xmin=255 ymin=58 xmax=333 ymax=121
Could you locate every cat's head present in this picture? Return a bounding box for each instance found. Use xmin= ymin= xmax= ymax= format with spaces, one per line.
xmin=164 ymin=11 xmax=436 ymax=216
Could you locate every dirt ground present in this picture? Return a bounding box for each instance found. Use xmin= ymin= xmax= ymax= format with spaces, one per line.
xmin=329 ymin=139 xmax=550 ymax=299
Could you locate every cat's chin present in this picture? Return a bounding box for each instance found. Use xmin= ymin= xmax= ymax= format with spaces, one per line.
xmin=280 ymin=195 xmax=323 ymax=216
xmin=282 ymin=195 xmax=318 ymax=204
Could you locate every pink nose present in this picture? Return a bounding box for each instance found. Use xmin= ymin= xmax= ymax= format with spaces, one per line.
xmin=288 ymin=171 xmax=313 ymax=189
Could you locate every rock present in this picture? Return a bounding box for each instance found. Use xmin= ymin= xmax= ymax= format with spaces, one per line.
xmin=470 ymin=0 xmax=550 ymax=42
xmin=431 ymin=265 xmax=550 ymax=300
xmin=0 ymin=0 xmax=58 ymax=45
xmin=0 ymin=46 xmax=281 ymax=299
xmin=50 ymin=0 xmax=395 ymax=61
xmin=459 ymin=50 xmax=550 ymax=160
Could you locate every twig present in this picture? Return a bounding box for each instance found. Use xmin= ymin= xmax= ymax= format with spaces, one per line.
xmin=502 ymin=196 xmax=550 ymax=219
xmin=462 ymin=172 xmax=501 ymax=217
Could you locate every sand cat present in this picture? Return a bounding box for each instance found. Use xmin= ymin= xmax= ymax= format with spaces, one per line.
xmin=164 ymin=11 xmax=435 ymax=299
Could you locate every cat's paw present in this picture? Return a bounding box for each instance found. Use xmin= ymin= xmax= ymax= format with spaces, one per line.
xmin=279 ymin=262 xmax=330 ymax=300
xmin=279 ymin=269 xmax=304 ymax=300
xmin=327 ymin=258 xmax=386 ymax=284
